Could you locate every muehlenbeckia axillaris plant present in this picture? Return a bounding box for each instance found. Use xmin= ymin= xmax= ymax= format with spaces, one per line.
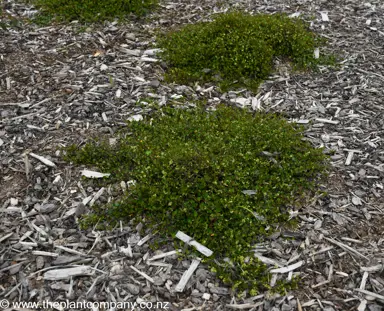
xmin=64 ymin=104 xmax=329 ymax=294
xmin=156 ymin=11 xmax=336 ymax=91
xmin=28 ymin=0 xmax=158 ymax=23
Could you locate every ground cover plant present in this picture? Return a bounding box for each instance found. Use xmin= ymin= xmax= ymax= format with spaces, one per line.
xmin=65 ymin=104 xmax=329 ymax=294
xmin=0 ymin=5 xmax=26 ymax=30
xmin=157 ymin=12 xmax=334 ymax=91
xmin=27 ymin=0 xmax=158 ymax=23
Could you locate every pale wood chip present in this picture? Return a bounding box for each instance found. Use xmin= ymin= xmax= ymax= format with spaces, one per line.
xmin=0 ymin=232 xmax=14 ymax=243
xmin=176 ymin=231 xmax=213 ymax=257
xmin=147 ymin=250 xmax=180 ymax=261
xmin=357 ymin=299 xmax=367 ymax=311
xmin=354 ymin=288 xmax=384 ymax=301
xmin=130 ymin=265 xmax=154 ymax=283
xmin=360 ymin=265 xmax=383 ymax=273
xmin=175 ymin=258 xmax=201 ymax=292
xmin=54 ymin=245 xmax=89 ymax=257
xmin=137 ymin=233 xmax=153 ymax=246
xmin=81 ymin=169 xmax=111 ymax=179
xmin=29 ymin=152 xmax=56 ymax=167
xmin=89 ymin=187 xmax=105 ymax=206
xmin=311 ymin=280 xmax=330 ymax=288
xmin=315 ymin=118 xmax=339 ymax=124
xmin=360 ymin=271 xmax=369 ymax=290
xmin=324 ymin=237 xmax=369 ymax=261
xmin=225 ymin=302 xmax=263 ymax=309
xmin=270 ymin=260 xmax=304 ymax=273
xmin=44 ymin=266 xmax=94 ymax=280
xmin=31 ymin=251 xmax=59 ymax=257
xmin=297 ymin=298 xmax=303 ymax=311
xmin=254 ymin=252 xmax=284 ymax=267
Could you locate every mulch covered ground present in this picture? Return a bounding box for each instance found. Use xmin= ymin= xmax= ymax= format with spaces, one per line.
xmin=1 ymin=0 xmax=384 ymax=310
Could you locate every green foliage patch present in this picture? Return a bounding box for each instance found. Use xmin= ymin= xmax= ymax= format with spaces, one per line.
xmin=29 ymin=0 xmax=157 ymax=23
xmin=65 ymin=104 xmax=329 ymax=293
xmin=157 ymin=12 xmax=334 ymax=91
xmin=0 ymin=7 xmax=26 ymax=30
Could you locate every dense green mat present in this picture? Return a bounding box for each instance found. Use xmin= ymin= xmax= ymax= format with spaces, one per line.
xmin=29 ymin=0 xmax=158 ymax=23
xmin=157 ymin=12 xmax=335 ymax=91
xmin=65 ymin=104 xmax=329 ymax=294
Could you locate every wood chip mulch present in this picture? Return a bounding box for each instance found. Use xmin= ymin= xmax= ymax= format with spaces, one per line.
xmin=1 ymin=0 xmax=384 ymax=310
